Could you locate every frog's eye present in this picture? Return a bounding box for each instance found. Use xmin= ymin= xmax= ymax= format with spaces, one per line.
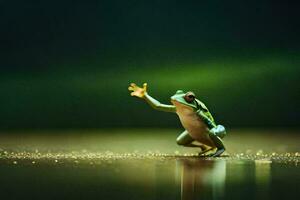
xmin=176 ymin=90 xmax=184 ymax=94
xmin=184 ymin=92 xmax=195 ymax=103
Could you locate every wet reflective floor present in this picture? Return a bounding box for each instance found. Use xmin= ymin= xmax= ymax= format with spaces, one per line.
xmin=0 ymin=129 xmax=299 ymax=200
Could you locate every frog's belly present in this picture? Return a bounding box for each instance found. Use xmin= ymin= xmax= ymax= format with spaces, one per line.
xmin=177 ymin=112 xmax=215 ymax=147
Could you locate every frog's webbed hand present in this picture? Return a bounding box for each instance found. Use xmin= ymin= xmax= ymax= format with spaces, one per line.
xmin=128 ymin=83 xmax=147 ymax=98
xmin=128 ymin=83 xmax=176 ymax=113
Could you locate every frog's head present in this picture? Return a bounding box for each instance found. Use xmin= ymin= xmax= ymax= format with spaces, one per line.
xmin=170 ymin=90 xmax=198 ymax=110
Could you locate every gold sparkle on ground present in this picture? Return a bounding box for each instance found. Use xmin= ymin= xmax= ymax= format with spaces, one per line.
xmin=0 ymin=149 xmax=299 ymax=166
xmin=0 ymin=129 xmax=299 ymax=166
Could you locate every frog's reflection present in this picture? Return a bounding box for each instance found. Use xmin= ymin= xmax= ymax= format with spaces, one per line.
xmin=177 ymin=159 xmax=226 ymax=200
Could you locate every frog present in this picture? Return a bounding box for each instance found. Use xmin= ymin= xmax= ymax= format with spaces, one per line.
xmin=128 ymin=83 xmax=226 ymax=157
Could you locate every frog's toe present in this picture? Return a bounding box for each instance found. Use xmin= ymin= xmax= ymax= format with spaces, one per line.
xmin=130 ymin=83 xmax=137 ymax=87
xmin=130 ymin=91 xmax=137 ymax=96
xmin=210 ymin=148 xmax=225 ymax=157
xmin=128 ymin=86 xmax=134 ymax=91
xmin=198 ymin=147 xmax=215 ymax=156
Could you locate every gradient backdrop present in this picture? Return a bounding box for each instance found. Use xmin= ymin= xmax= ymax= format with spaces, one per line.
xmin=1 ymin=0 xmax=299 ymax=130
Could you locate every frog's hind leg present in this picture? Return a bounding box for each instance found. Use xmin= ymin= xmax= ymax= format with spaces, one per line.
xmin=207 ymin=128 xmax=226 ymax=157
xmin=176 ymin=130 xmax=195 ymax=146
xmin=176 ymin=130 xmax=211 ymax=152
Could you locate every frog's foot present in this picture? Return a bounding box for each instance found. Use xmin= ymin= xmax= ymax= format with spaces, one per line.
xmin=198 ymin=147 xmax=214 ymax=156
xmin=207 ymin=148 xmax=225 ymax=157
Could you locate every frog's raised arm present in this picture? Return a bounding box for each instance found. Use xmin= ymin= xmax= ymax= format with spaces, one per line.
xmin=128 ymin=83 xmax=176 ymax=113
xmin=144 ymin=93 xmax=176 ymax=113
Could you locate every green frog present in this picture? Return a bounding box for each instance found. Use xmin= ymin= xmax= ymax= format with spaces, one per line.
xmin=128 ymin=83 xmax=226 ymax=157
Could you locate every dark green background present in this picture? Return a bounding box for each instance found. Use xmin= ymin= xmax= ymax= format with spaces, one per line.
xmin=1 ymin=0 xmax=299 ymax=130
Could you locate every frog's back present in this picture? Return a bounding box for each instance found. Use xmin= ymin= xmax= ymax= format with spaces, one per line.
xmin=195 ymin=99 xmax=215 ymax=122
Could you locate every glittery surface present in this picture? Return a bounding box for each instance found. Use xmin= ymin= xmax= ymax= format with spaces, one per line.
xmin=0 ymin=129 xmax=299 ymax=200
